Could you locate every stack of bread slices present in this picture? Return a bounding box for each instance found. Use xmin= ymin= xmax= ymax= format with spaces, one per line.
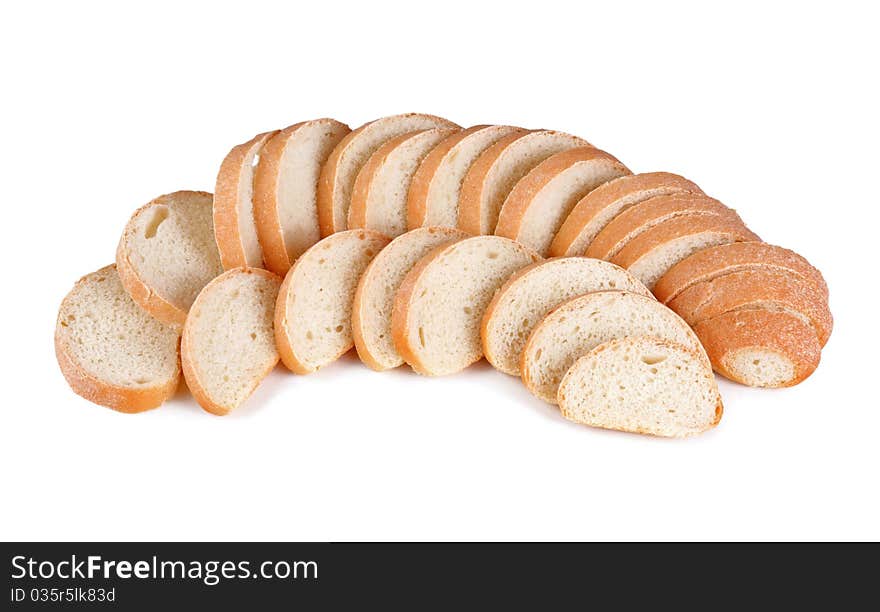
xmin=55 ymin=113 xmax=829 ymax=437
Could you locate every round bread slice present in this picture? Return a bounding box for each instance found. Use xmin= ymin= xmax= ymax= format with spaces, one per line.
xmin=181 ymin=268 xmax=282 ymax=416
xmin=585 ymin=193 xmax=743 ymax=261
xmin=549 ymin=172 xmax=703 ymax=257
xmin=557 ymin=336 xmax=722 ymax=438
xmin=458 ymin=130 xmax=592 ymax=235
xmin=253 ymin=118 xmax=351 ymax=276
xmin=214 ymin=130 xmax=279 ymax=270
xmin=611 ymin=215 xmax=761 ymax=290
xmin=653 ymin=241 xmax=829 ymax=304
xmin=494 ymin=147 xmax=631 ymax=255
xmin=481 ymin=257 xmax=652 ymax=376
xmin=55 ymin=265 xmax=181 ymax=413
xmin=353 ymin=227 xmax=469 ymax=371
xmin=693 ymin=309 xmax=821 ymax=387
xmin=407 ymin=125 xmax=527 ymax=229
xmin=116 ymin=191 xmax=224 ymax=327
xmin=521 ymin=291 xmax=708 ymax=404
xmin=275 ymin=229 xmax=390 ymax=374
xmin=391 ymin=236 xmax=541 ymax=376
xmin=317 ymin=113 xmax=459 ymax=236
xmin=348 ymin=127 xmax=460 ymax=237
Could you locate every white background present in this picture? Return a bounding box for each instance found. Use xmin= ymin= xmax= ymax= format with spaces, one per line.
xmin=2 ymin=1 xmax=877 ymax=541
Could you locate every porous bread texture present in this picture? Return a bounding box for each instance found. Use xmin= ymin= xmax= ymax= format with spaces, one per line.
xmin=214 ymin=130 xmax=278 ymax=270
xmin=494 ymin=147 xmax=631 ymax=255
xmin=275 ymin=229 xmax=390 ymax=373
xmin=116 ymin=191 xmax=223 ymax=327
xmin=348 ymin=127 xmax=459 ymax=237
xmin=557 ymin=336 xmax=722 ymax=438
xmin=481 ymin=257 xmax=652 ymax=376
xmin=254 ymin=119 xmax=351 ymax=276
xmin=392 ymin=235 xmax=541 ymax=376
xmin=407 ymin=125 xmax=527 ymax=229
xmin=181 ymin=268 xmax=282 ymax=416
xmin=458 ymin=130 xmax=591 ymax=235
xmin=55 ymin=265 xmax=180 ymax=413
xmin=317 ymin=113 xmax=459 ymax=236
xmin=549 ymin=172 xmax=703 ymax=257
xmin=521 ymin=290 xmax=708 ymax=404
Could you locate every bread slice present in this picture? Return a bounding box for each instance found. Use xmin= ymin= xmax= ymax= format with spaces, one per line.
xmin=275 ymin=229 xmax=390 ymax=373
xmin=253 ymin=118 xmax=351 ymax=276
xmin=181 ymin=268 xmax=282 ymax=416
xmin=407 ymin=125 xmax=528 ymax=229
xmin=55 ymin=265 xmax=180 ymax=413
xmin=521 ymin=291 xmax=708 ymax=404
xmin=494 ymin=147 xmax=631 ymax=255
xmin=557 ymin=336 xmax=722 ymax=437
xmin=549 ymin=172 xmax=703 ymax=257
xmin=481 ymin=257 xmax=652 ymax=376
xmin=116 ymin=191 xmax=224 ymax=327
xmin=317 ymin=113 xmax=459 ymax=236
xmin=391 ymin=236 xmax=541 ymax=375
xmin=693 ymin=309 xmax=821 ymax=387
xmin=348 ymin=127 xmax=460 ymax=237
xmin=458 ymin=130 xmax=591 ymax=235
xmin=353 ymin=227 xmax=469 ymax=371
xmin=653 ymin=241 xmax=829 ymax=304
xmin=611 ymin=215 xmax=760 ymax=289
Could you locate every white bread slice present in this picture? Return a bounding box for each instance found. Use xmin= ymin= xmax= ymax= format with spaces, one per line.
xmin=348 ymin=127 xmax=460 ymax=237
xmin=55 ymin=265 xmax=180 ymax=413
xmin=253 ymin=118 xmax=351 ymax=276
xmin=353 ymin=227 xmax=469 ymax=371
xmin=275 ymin=229 xmax=390 ymax=373
xmin=481 ymin=257 xmax=652 ymax=376
xmin=391 ymin=236 xmax=541 ymax=375
xmin=116 ymin=191 xmax=224 ymax=327
xmin=214 ymin=130 xmax=278 ymax=269
xmin=317 ymin=113 xmax=459 ymax=236
xmin=557 ymin=336 xmax=722 ymax=437
xmin=494 ymin=147 xmax=630 ymax=255
xmin=549 ymin=172 xmax=703 ymax=257
xmin=407 ymin=125 xmax=527 ymax=229
xmin=521 ymin=291 xmax=708 ymax=404
xmin=181 ymin=268 xmax=282 ymax=416
xmin=458 ymin=130 xmax=592 ymax=235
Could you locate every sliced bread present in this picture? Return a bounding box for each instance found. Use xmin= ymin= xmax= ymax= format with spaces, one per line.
xmin=253 ymin=118 xmax=351 ymax=276
xmin=494 ymin=147 xmax=631 ymax=255
xmin=521 ymin=290 xmax=708 ymax=404
xmin=317 ymin=113 xmax=459 ymax=235
xmin=181 ymin=268 xmax=282 ymax=416
xmin=55 ymin=265 xmax=181 ymax=413
xmin=348 ymin=127 xmax=460 ymax=237
xmin=557 ymin=336 xmax=722 ymax=437
xmin=481 ymin=257 xmax=652 ymax=376
xmin=353 ymin=226 xmax=469 ymax=371
xmin=549 ymin=172 xmax=703 ymax=257
xmin=116 ymin=191 xmax=224 ymax=327
xmin=275 ymin=229 xmax=390 ymax=373
xmin=391 ymin=235 xmax=541 ymax=375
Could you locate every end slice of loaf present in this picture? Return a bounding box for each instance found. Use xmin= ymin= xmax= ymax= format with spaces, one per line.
xmin=275 ymin=229 xmax=390 ymax=373
xmin=558 ymin=336 xmax=722 ymax=437
xmin=481 ymin=257 xmax=651 ymax=376
xmin=549 ymin=172 xmax=703 ymax=257
xmin=181 ymin=267 xmax=282 ymax=416
xmin=353 ymin=226 xmax=469 ymax=371
xmin=55 ymin=265 xmax=181 ymax=413
xmin=494 ymin=147 xmax=631 ymax=255
xmin=391 ymin=235 xmax=541 ymax=375
xmin=253 ymin=118 xmax=351 ymax=276
xmin=116 ymin=191 xmax=224 ymax=326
